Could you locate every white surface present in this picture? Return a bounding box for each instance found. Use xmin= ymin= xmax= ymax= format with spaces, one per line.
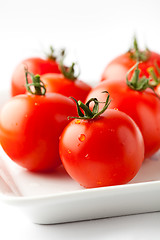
xmin=1 ymin=143 xmax=160 ymax=225
xmin=1 ymin=0 xmax=160 ymax=238
xmin=0 ymin=0 xmax=160 ymax=89
xmin=0 ymin=203 xmax=160 ymax=240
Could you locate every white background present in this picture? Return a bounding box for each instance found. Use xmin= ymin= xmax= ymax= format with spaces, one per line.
xmin=1 ymin=0 xmax=160 ymax=89
xmin=1 ymin=0 xmax=160 ymax=239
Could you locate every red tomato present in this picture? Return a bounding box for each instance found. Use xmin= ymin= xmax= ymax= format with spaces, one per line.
xmin=59 ymin=108 xmax=144 ymax=188
xmin=101 ymin=38 xmax=160 ymax=82
xmin=11 ymin=57 xmax=61 ymax=96
xmin=0 ymin=72 xmax=77 ymax=172
xmin=86 ymin=79 xmax=160 ymax=158
xmin=41 ymin=73 xmax=92 ymax=103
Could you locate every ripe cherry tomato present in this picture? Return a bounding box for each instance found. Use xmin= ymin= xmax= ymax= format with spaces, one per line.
xmin=101 ymin=37 xmax=160 ymax=82
xmin=41 ymin=59 xmax=92 ymax=102
xmin=59 ymin=95 xmax=144 ymax=188
xmin=0 ymin=72 xmax=77 ymax=172
xmin=11 ymin=47 xmax=64 ymax=96
xmin=86 ymin=66 xmax=160 ymax=158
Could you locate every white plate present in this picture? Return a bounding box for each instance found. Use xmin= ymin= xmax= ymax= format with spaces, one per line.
xmin=0 ymin=90 xmax=160 ymax=224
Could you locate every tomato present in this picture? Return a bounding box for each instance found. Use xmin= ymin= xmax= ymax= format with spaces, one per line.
xmin=11 ymin=58 xmax=61 ymax=96
xmin=86 ymin=73 xmax=160 ymax=158
xmin=11 ymin=52 xmax=92 ymax=102
xmin=59 ymin=96 xmax=144 ymax=188
xmin=11 ymin=47 xmax=64 ymax=96
xmin=41 ymin=73 xmax=92 ymax=103
xmin=0 ymin=72 xmax=77 ymax=172
xmin=101 ymin=38 xmax=160 ymax=82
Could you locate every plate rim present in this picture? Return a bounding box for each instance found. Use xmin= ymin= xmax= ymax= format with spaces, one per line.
xmin=1 ymin=179 xmax=160 ymax=204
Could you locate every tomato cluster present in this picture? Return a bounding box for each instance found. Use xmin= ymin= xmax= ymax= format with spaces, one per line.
xmin=0 ymin=39 xmax=160 ymax=189
xmin=11 ymin=49 xmax=92 ymax=103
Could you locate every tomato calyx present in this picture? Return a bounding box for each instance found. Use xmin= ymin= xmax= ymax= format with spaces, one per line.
xmin=59 ymin=57 xmax=80 ymax=81
xmin=69 ymin=91 xmax=111 ymax=119
xmin=126 ymin=62 xmax=150 ymax=91
xmin=126 ymin=63 xmax=160 ymax=98
xmin=47 ymin=46 xmax=66 ymax=61
xmin=148 ymin=67 xmax=160 ymax=87
xmin=25 ymin=68 xmax=46 ymax=95
xmin=128 ymin=37 xmax=150 ymax=62
xmin=147 ymin=62 xmax=160 ymax=87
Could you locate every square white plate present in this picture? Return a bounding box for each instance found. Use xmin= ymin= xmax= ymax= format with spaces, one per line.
xmin=0 ymin=90 xmax=160 ymax=224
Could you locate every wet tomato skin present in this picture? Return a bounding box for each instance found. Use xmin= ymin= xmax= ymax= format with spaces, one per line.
xmin=59 ymin=109 xmax=144 ymax=188
xmin=0 ymin=93 xmax=77 ymax=172
xmin=86 ymin=80 xmax=160 ymax=158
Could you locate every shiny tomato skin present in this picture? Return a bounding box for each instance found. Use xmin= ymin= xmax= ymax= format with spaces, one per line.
xmin=0 ymin=93 xmax=77 ymax=172
xmin=11 ymin=57 xmax=61 ymax=96
xmin=101 ymin=51 xmax=160 ymax=82
xmin=41 ymin=73 xmax=92 ymax=102
xmin=59 ymin=110 xmax=144 ymax=188
xmin=86 ymin=80 xmax=160 ymax=158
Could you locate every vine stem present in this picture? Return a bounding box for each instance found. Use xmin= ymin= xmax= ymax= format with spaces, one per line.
xmin=25 ymin=68 xmax=46 ymax=95
xmin=69 ymin=91 xmax=111 ymax=120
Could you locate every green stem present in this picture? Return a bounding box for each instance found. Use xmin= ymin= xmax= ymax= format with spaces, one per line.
xmin=78 ymin=101 xmax=94 ymax=118
xmin=126 ymin=62 xmax=140 ymax=89
xmin=25 ymin=68 xmax=46 ymax=95
xmin=59 ymin=57 xmax=80 ymax=81
xmin=126 ymin=62 xmax=160 ymax=99
xmin=126 ymin=62 xmax=150 ymax=91
xmin=128 ymin=36 xmax=150 ymax=62
xmin=148 ymin=67 xmax=159 ymax=86
xmin=47 ymin=46 xmax=66 ymax=61
xmin=69 ymin=91 xmax=111 ymax=120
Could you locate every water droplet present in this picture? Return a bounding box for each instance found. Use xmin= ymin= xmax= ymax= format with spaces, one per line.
xmin=85 ymin=154 xmax=89 ymax=158
xmin=75 ymin=120 xmax=81 ymax=124
xmin=114 ymin=108 xmax=118 ymax=111
xmin=35 ymin=102 xmax=38 ymax=106
xmin=78 ymin=134 xmax=86 ymax=142
xmin=67 ymin=150 xmax=71 ymax=154
xmin=97 ymin=181 xmax=102 ymax=185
